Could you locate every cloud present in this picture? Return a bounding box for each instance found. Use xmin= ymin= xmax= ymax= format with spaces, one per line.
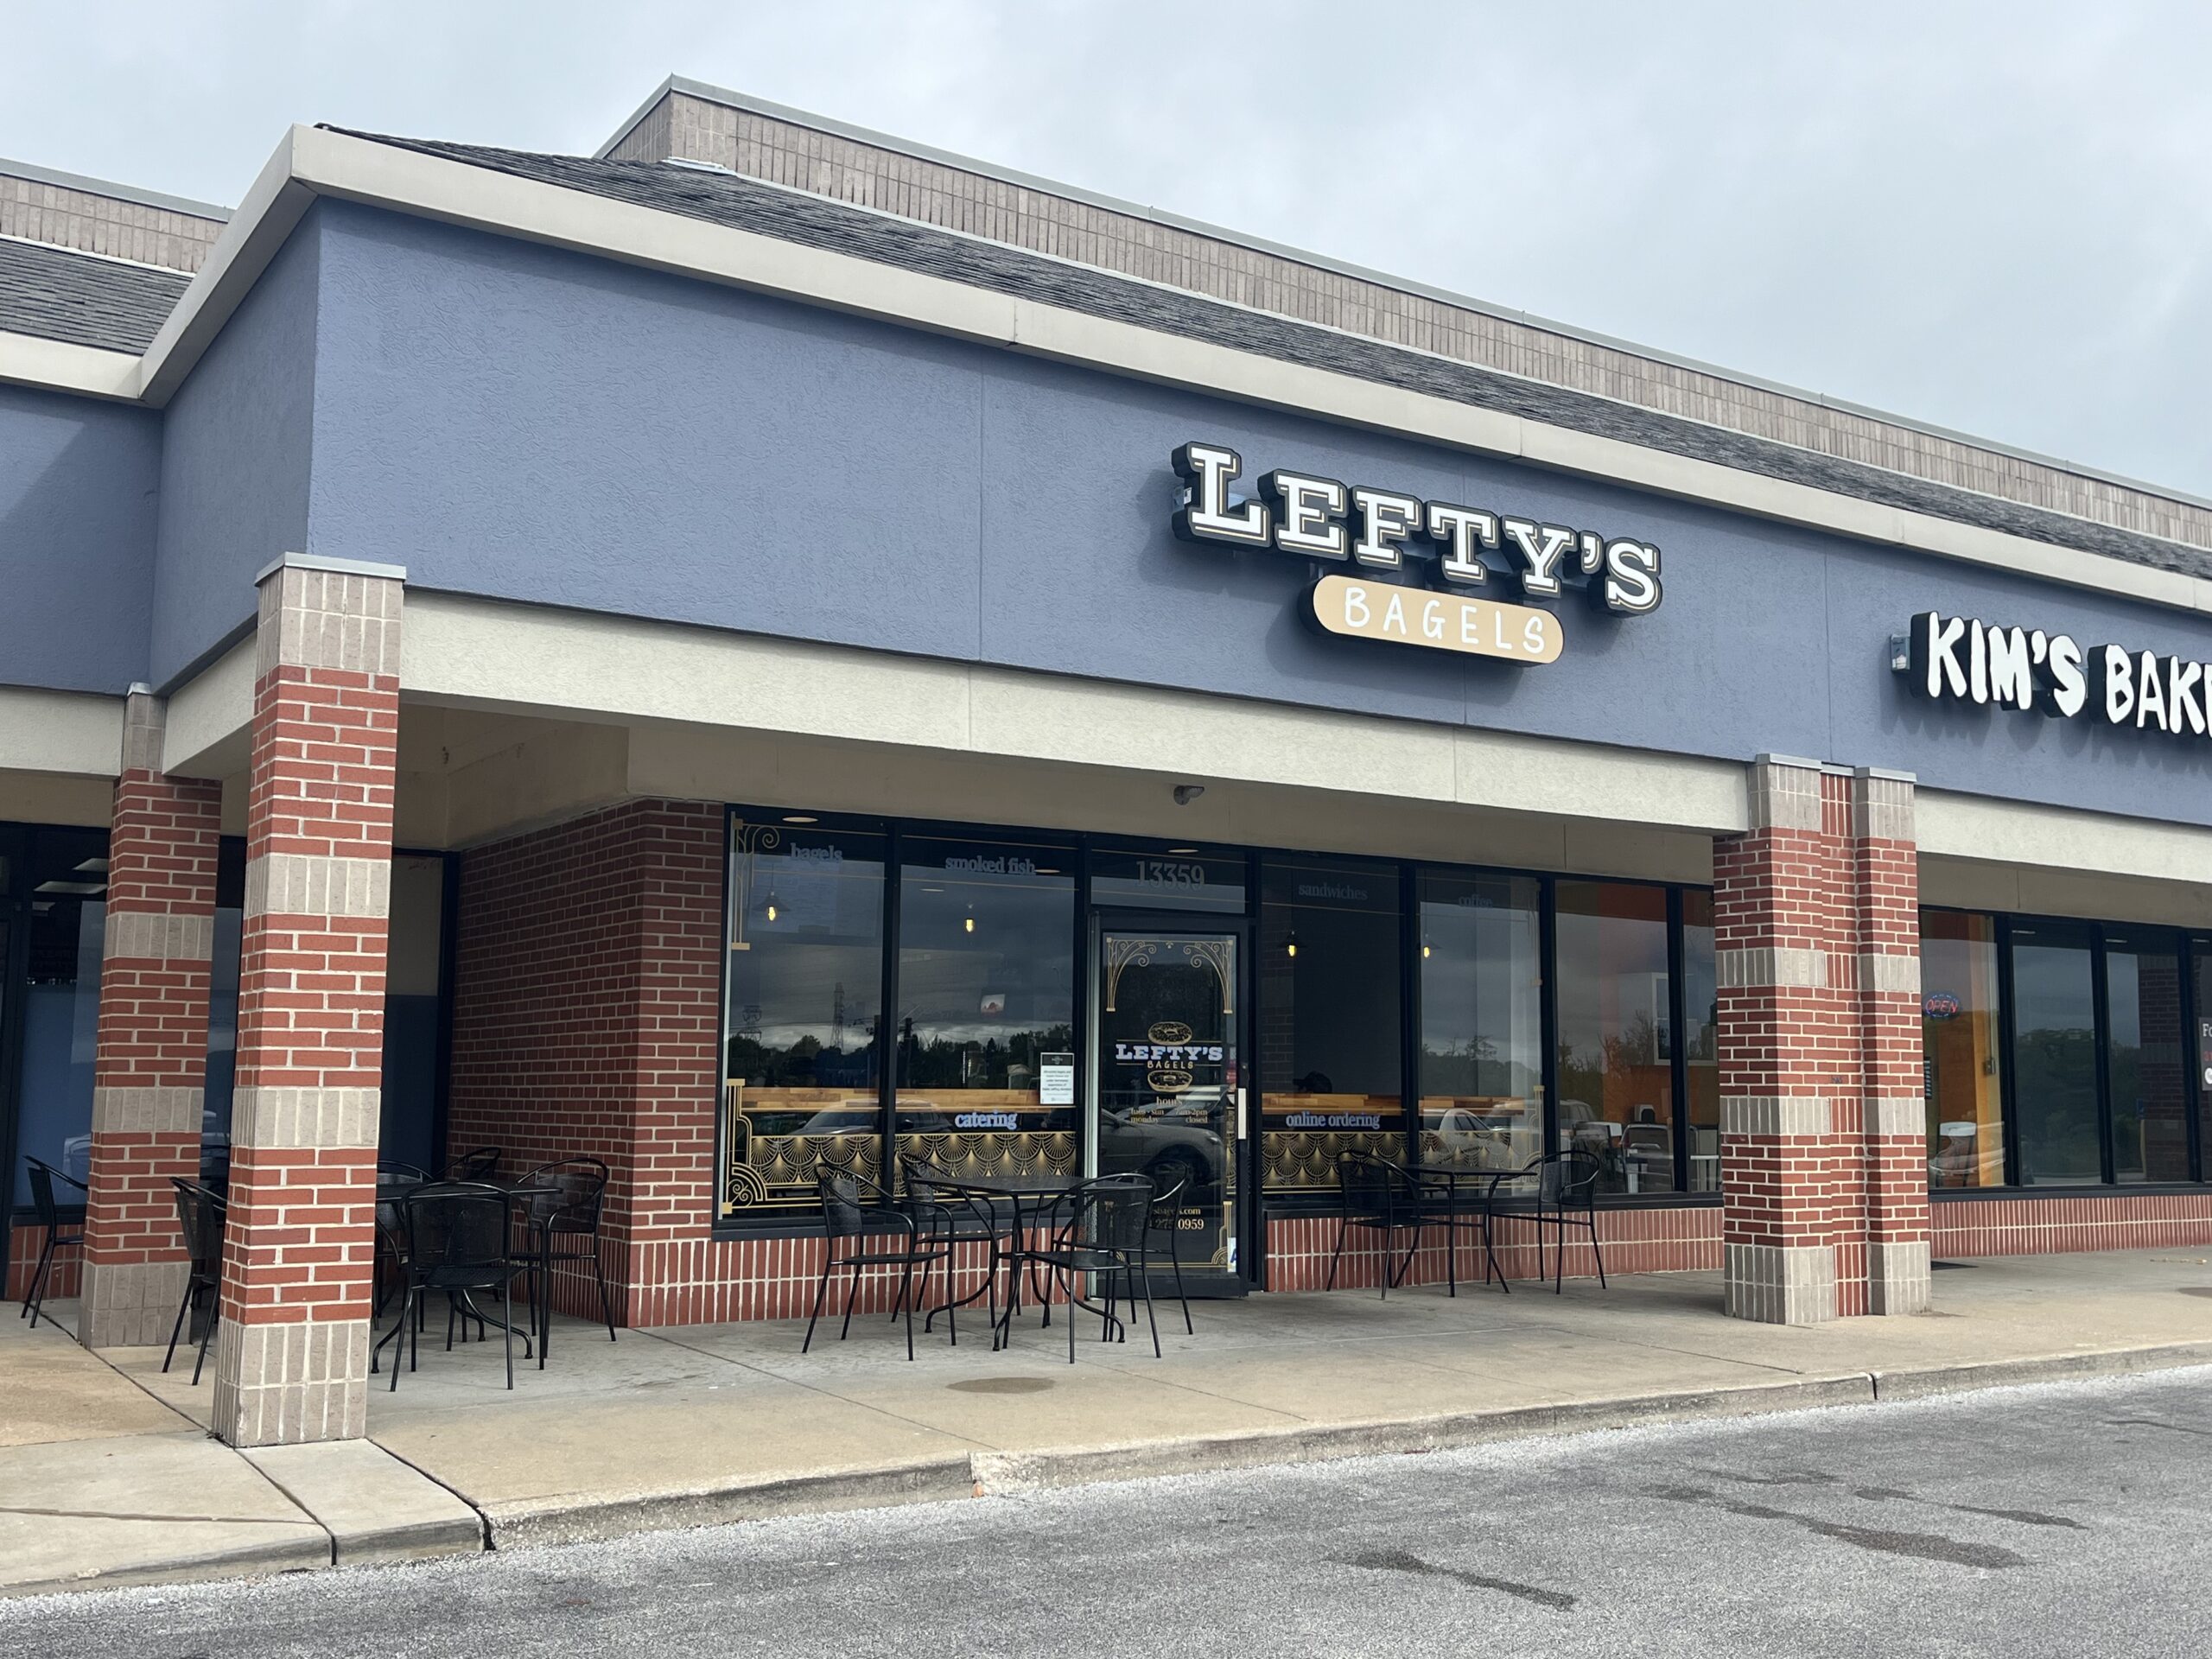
xmin=7 ymin=0 xmax=2208 ymax=495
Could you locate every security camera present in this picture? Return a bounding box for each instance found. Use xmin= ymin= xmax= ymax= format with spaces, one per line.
xmin=1173 ymin=784 xmax=1206 ymax=806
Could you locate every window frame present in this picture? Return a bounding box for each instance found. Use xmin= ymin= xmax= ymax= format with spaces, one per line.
xmin=1923 ymin=904 xmax=2208 ymax=1198
xmin=712 ymin=805 xmax=1723 ymax=1236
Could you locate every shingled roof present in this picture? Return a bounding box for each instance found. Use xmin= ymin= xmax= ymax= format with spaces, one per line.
xmin=0 ymin=235 xmax=188 ymax=354
xmin=335 ymin=130 xmax=2212 ymax=586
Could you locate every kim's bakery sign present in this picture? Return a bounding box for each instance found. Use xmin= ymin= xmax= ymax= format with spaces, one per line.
xmin=1899 ymin=610 xmax=2212 ymax=739
xmin=1169 ymin=442 xmax=1663 ymax=664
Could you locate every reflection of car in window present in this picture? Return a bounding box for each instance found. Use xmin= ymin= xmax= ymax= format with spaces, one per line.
xmin=1099 ymin=1106 xmax=1222 ymax=1201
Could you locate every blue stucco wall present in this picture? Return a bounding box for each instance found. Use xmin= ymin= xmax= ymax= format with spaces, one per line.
xmin=226 ymin=203 xmax=2212 ymax=826
xmin=146 ymin=223 xmax=320 ymax=686
xmin=0 ymin=385 xmax=159 ymax=695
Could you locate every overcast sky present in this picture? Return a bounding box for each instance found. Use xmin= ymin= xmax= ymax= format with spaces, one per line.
xmin=8 ymin=2 xmax=2209 ymax=499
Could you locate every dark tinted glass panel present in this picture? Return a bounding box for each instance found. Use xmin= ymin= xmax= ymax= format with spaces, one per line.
xmin=1088 ymin=844 xmax=1246 ymax=914
xmin=202 ymin=839 xmax=245 ymax=1185
xmin=379 ymin=854 xmax=447 ymax=1175
xmin=2106 ymin=931 xmax=2188 ymax=1184
xmin=1681 ymin=891 xmax=1719 ymax=1192
xmin=721 ymin=817 xmax=886 ymax=1214
xmin=894 ymin=836 xmax=1076 ymax=1187
xmin=1416 ymin=870 xmax=1541 ymax=1173
xmin=1922 ymin=911 xmax=2006 ymax=1189
xmin=2196 ymin=942 xmax=2212 ymax=1182
xmin=2012 ymin=924 xmax=2101 ymax=1185
xmin=12 ymin=829 xmax=108 ymax=1208
xmin=1258 ymin=857 xmax=1402 ymax=1191
xmin=1555 ymin=881 xmax=1676 ymax=1195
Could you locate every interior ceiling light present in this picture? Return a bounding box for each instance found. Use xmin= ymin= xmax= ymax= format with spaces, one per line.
xmin=781 ymin=815 xmax=818 ymax=824
xmin=34 ymin=880 xmax=105 ymax=895
xmin=1286 ymin=930 xmax=1300 ymax=960
xmin=765 ymin=888 xmax=780 ymax=923
xmin=74 ymin=857 xmax=109 ymax=873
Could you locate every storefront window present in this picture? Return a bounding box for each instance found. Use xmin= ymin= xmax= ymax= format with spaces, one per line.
xmin=2197 ymin=941 xmax=2212 ymax=1182
xmin=1416 ymin=871 xmax=1541 ymax=1174
xmin=1258 ymin=857 xmax=1401 ymax=1192
xmin=2105 ymin=931 xmax=2188 ymax=1185
xmin=10 ymin=830 xmax=107 ymax=1209
xmin=893 ymin=836 xmax=1076 ymax=1189
xmin=1554 ymin=881 xmax=1676 ymax=1195
xmin=1681 ymin=891 xmax=1719 ymax=1192
xmin=2012 ymin=923 xmax=2101 ymax=1185
xmin=1922 ymin=911 xmax=2005 ymax=1189
xmin=720 ymin=818 xmax=886 ymax=1215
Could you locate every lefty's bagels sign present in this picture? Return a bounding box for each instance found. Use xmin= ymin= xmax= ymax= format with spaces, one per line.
xmin=1168 ymin=441 xmax=1663 ymax=664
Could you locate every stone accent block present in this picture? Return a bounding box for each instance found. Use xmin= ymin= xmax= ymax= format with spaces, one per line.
xmin=103 ymin=908 xmax=215 ymax=963
xmin=1745 ymin=755 xmax=1824 ymax=830
xmin=244 ymin=853 xmax=391 ymax=920
xmin=89 ymin=1084 xmax=202 ymax=1136
xmin=1869 ymin=1239 xmax=1933 ymax=1316
xmin=80 ymin=1257 xmax=192 ymax=1349
xmin=211 ymin=1319 xmax=371 ymax=1447
xmin=228 ymin=1087 xmax=381 ymax=1151
xmin=1859 ymin=950 xmax=1920 ymax=995
xmin=256 ymin=564 xmax=404 ymax=677
xmin=1867 ymin=1095 xmax=1926 ymax=1137
xmin=1718 ymin=944 xmax=1827 ymax=989
xmin=1724 ymin=1243 xmax=1839 ymax=1325
xmin=1720 ymin=1095 xmax=1834 ymax=1138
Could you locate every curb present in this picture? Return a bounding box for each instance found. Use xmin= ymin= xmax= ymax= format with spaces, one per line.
xmin=1872 ymin=1339 xmax=2212 ymax=1402
xmin=480 ymin=1456 xmax=977 ymax=1548
xmin=0 ymin=1534 xmax=331 ymax=1601
xmin=971 ymin=1373 xmax=1877 ymax=1494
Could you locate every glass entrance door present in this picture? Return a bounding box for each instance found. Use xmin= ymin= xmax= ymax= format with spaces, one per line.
xmin=1092 ymin=924 xmax=1243 ymax=1284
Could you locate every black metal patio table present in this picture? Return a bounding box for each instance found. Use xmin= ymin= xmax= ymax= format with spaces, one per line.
xmin=1412 ymin=1160 xmax=1522 ymax=1294
xmin=928 ymin=1173 xmax=1084 ymax=1338
xmin=370 ymin=1176 xmax=557 ymax=1370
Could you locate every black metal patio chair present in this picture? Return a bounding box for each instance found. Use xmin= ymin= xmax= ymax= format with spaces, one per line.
xmin=513 ymin=1157 xmax=619 ymax=1368
xmin=436 ymin=1147 xmax=502 ymax=1183
xmin=379 ymin=1182 xmax=534 ymax=1389
xmin=1325 ymin=1151 xmax=1428 ymax=1299
xmin=803 ymin=1170 xmax=947 ymax=1362
xmin=162 ymin=1178 xmax=227 ymax=1383
xmin=897 ymin=1157 xmax=1005 ymax=1346
xmin=1148 ymin=1175 xmax=1198 ymax=1336
xmin=1491 ymin=1148 xmax=1607 ymax=1294
xmin=18 ymin=1157 xmax=87 ymax=1330
xmin=999 ymin=1173 xmax=1160 ymax=1364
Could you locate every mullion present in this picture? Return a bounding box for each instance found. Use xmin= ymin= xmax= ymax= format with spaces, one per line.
xmin=1667 ymin=885 xmax=1689 ymax=1194
xmin=1540 ymin=877 xmax=1560 ymax=1160
xmin=877 ymin=823 xmax=901 ymax=1197
xmin=2092 ymin=930 xmax=2115 ymax=1187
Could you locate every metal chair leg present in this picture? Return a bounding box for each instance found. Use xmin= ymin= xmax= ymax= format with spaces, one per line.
xmin=1325 ymin=1218 xmax=1348 ymax=1292
xmin=22 ymin=1236 xmax=56 ymax=1329
xmin=162 ymin=1278 xmax=193 ymax=1373
xmin=839 ymin=1262 xmax=861 ymax=1342
xmin=192 ymin=1294 xmax=216 ymax=1386
xmin=801 ymin=1260 xmax=833 ymax=1353
xmin=590 ymin=1237 xmax=618 ymax=1340
xmin=501 ymin=1279 xmax=516 ymax=1390
xmin=1591 ymin=1216 xmax=1607 ymax=1287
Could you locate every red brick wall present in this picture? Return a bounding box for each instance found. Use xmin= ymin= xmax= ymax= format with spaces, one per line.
xmin=1935 ymin=1192 xmax=2212 ymax=1257
xmin=5 ymin=1225 xmax=80 ymax=1302
xmin=447 ymin=798 xmax=721 ymax=1325
xmin=219 ymin=650 xmax=397 ymax=1339
xmin=1266 ymin=1204 xmax=1722 ymax=1292
xmin=86 ymin=766 xmax=222 ymax=1279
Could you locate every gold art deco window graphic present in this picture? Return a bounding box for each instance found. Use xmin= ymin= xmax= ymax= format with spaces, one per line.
xmin=1103 ymin=937 xmax=1234 ymax=1014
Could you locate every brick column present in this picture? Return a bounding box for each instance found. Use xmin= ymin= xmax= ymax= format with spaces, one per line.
xmin=79 ymin=690 xmax=224 ymax=1349
xmin=211 ymin=556 xmax=403 ymax=1446
xmin=1716 ymin=755 xmax=1928 ymax=1324
xmin=1715 ymin=756 xmax=1853 ymax=1324
xmin=1853 ymin=767 xmax=1930 ymax=1314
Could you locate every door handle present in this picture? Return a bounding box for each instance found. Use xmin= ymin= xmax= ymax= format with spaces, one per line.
xmin=1235 ymin=1087 xmax=1247 ymax=1141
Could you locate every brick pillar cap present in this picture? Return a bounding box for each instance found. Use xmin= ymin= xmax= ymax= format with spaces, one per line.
xmin=1752 ymin=752 xmax=1824 ymax=772
xmin=1855 ymin=765 xmax=1918 ymax=784
xmin=253 ymin=551 xmax=409 ymax=586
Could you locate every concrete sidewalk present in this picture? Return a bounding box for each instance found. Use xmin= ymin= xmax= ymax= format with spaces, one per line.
xmin=7 ymin=1247 xmax=2212 ymax=1594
